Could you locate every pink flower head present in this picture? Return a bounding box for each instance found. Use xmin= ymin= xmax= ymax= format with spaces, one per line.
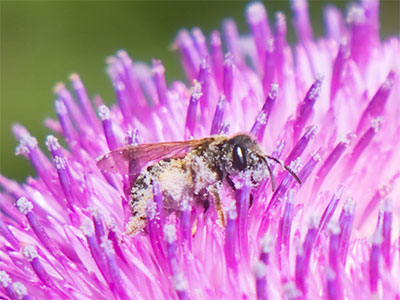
xmin=1 ymin=0 xmax=399 ymax=299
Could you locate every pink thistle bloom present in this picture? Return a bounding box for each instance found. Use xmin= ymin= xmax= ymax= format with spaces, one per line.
xmin=1 ymin=0 xmax=399 ymax=299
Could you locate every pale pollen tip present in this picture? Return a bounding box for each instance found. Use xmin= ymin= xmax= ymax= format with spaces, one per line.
xmin=370 ymin=118 xmax=383 ymax=132
xmin=339 ymin=40 xmax=351 ymax=58
xmin=346 ymin=4 xmax=366 ymax=25
xmin=15 ymin=139 xmax=31 ymax=156
xmin=340 ymin=133 xmax=355 ymax=145
xmin=382 ymin=73 xmax=396 ymax=89
xmin=327 ymin=220 xmax=341 ymax=235
xmin=0 ymin=271 xmax=11 ymax=287
xmin=80 ymin=219 xmax=94 ymax=236
xmin=275 ymin=12 xmax=287 ymax=35
xmin=222 ymin=18 xmax=235 ymax=28
xmin=305 ymin=125 xmax=319 ymax=138
xmin=380 ymin=198 xmax=392 ymax=212
xmin=146 ymin=201 xmax=157 ymax=220
xmin=173 ymin=272 xmax=188 ymax=292
xmin=100 ymin=237 xmax=115 ymax=255
xmin=98 ymin=105 xmax=111 ymax=120
xmin=227 ymin=201 xmax=237 ymax=220
xmin=269 ymin=83 xmax=279 ymax=98
xmin=256 ymin=111 xmax=268 ymax=125
xmin=106 ymin=217 xmax=117 ymax=231
xmin=219 ymin=122 xmax=230 ymax=135
xmin=45 ymin=135 xmax=60 ymax=152
xmin=246 ymin=2 xmax=267 ymax=22
xmin=290 ymin=0 xmax=307 ymax=9
xmin=23 ymin=245 xmax=38 ymax=261
xmin=287 ymin=189 xmax=296 ymax=203
xmin=253 ymin=260 xmax=268 ymax=278
xmin=261 ymin=234 xmax=274 ymax=253
xmin=308 ymin=214 xmax=319 ymax=228
xmin=371 ymin=230 xmax=383 ymax=245
xmin=289 ymin=157 xmax=301 ymax=172
xmin=12 ymin=123 xmax=29 ymax=138
xmin=200 ymin=58 xmax=208 ymax=69
xmin=180 ymin=196 xmax=190 ymax=211
xmin=55 ymin=99 xmax=67 ymax=115
xmin=16 ymin=134 xmax=38 ymax=154
xmin=210 ymin=30 xmax=221 ymax=45
xmin=378 ymin=183 xmax=391 ymax=198
xmin=217 ymin=94 xmax=226 ymax=109
xmin=175 ymin=29 xmax=191 ymax=47
xmin=191 ymin=81 xmax=203 ymax=100
xmin=276 ymin=11 xmax=286 ymax=24
xmin=163 ymin=224 xmax=177 ymax=243
xmin=16 ymin=197 xmax=33 ymax=215
xmin=152 ymin=59 xmax=165 ymax=74
xmin=224 ymin=53 xmax=234 ymax=66
xmin=69 ymin=73 xmax=80 ymax=82
xmin=312 ymin=153 xmax=322 ymax=162
xmin=12 ymin=282 xmax=27 ymax=296
xmin=343 ymin=197 xmax=355 ymax=214
xmin=283 ymin=281 xmax=301 ymax=300
xmin=88 ymin=206 xmax=102 ymax=218
xmin=54 ymin=156 xmax=66 ymax=170
xmin=114 ymin=80 xmax=126 ymax=93
xmin=309 ymin=78 xmax=323 ymax=99
xmin=315 ymin=74 xmax=325 ymax=83
xmin=53 ymin=82 xmax=66 ymax=94
xmin=116 ymin=50 xmax=129 ymax=59
xmin=192 ymin=27 xmax=206 ymax=44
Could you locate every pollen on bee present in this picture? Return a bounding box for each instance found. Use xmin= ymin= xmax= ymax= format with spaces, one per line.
xmin=159 ymin=166 xmax=192 ymax=208
xmin=191 ymin=155 xmax=217 ymax=194
xmin=249 ymin=163 xmax=268 ymax=185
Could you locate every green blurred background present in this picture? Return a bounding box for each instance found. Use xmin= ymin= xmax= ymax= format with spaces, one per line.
xmin=1 ymin=1 xmax=399 ymax=182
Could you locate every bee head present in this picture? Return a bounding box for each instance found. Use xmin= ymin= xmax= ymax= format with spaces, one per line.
xmin=219 ymin=134 xmax=267 ymax=184
xmin=217 ymin=134 xmax=301 ymax=191
xmin=215 ymin=133 xmax=301 ymax=191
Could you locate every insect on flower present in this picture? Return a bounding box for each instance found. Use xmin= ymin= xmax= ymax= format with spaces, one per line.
xmin=97 ymin=133 xmax=301 ymax=234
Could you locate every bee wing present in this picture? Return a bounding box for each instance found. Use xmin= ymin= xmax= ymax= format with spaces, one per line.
xmin=96 ymin=138 xmax=211 ymax=176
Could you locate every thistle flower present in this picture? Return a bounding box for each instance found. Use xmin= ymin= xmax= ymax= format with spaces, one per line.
xmin=1 ymin=0 xmax=399 ymax=299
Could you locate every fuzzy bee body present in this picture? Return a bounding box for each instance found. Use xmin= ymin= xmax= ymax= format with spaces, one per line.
xmin=128 ymin=152 xmax=217 ymax=235
xmin=97 ymin=134 xmax=300 ymax=235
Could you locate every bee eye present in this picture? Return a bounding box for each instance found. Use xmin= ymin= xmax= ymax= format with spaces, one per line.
xmin=232 ymin=144 xmax=247 ymax=170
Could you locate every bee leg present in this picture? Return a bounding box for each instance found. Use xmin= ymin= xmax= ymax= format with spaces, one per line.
xmin=194 ymin=188 xmax=211 ymax=213
xmin=191 ymin=219 xmax=197 ymax=236
xmin=226 ymin=175 xmax=236 ymax=191
xmin=202 ymin=199 xmax=210 ymax=213
xmin=198 ymin=188 xmax=210 ymax=213
xmin=249 ymin=194 xmax=254 ymax=207
xmin=209 ymin=186 xmax=226 ymax=227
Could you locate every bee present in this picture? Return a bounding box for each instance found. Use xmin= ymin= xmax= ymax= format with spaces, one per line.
xmin=97 ymin=133 xmax=301 ymax=235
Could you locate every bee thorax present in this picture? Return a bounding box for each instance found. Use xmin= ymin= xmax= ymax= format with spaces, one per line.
xmin=190 ymin=154 xmax=218 ymax=195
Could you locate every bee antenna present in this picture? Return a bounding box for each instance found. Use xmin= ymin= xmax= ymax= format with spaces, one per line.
xmin=265 ymin=155 xmax=302 ymax=185
xmin=259 ymin=156 xmax=276 ymax=191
